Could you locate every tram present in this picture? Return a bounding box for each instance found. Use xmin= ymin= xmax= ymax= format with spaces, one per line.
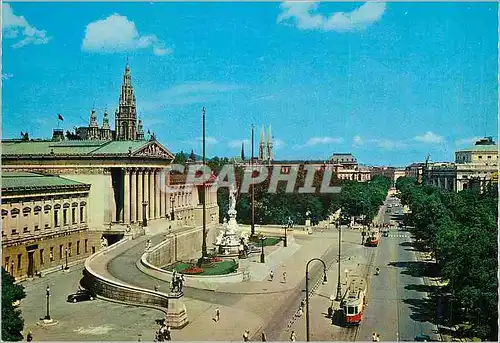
xmin=365 ymin=230 xmax=380 ymax=247
xmin=341 ymin=276 xmax=367 ymax=326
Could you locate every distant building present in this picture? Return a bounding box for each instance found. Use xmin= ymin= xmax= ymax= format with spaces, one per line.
xmin=425 ymin=137 xmax=498 ymax=193
xmin=370 ymin=166 xmax=395 ymax=183
xmin=405 ymin=163 xmax=426 ymax=184
xmin=258 ymin=125 xmax=273 ymax=164
xmin=72 ymin=63 xmax=145 ymax=142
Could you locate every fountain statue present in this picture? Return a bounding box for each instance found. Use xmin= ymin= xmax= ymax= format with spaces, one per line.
xmin=214 ymin=184 xmax=246 ymax=257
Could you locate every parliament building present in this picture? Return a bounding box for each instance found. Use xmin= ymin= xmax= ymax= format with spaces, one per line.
xmin=2 ymin=64 xmax=219 ymax=281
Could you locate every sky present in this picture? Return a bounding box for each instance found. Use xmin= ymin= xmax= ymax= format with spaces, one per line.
xmin=2 ymin=1 xmax=498 ymax=167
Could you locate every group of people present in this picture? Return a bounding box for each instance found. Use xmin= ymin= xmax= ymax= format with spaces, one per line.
xmin=154 ymin=323 xmax=171 ymax=341
xmin=241 ymin=330 xmax=295 ymax=341
xmin=170 ymin=271 xmax=185 ymax=293
xmin=372 ymin=332 xmax=381 ymax=341
xmin=268 ymin=270 xmax=287 ymax=283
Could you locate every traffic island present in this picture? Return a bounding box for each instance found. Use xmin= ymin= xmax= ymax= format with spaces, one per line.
xmin=37 ymin=318 xmax=59 ymax=327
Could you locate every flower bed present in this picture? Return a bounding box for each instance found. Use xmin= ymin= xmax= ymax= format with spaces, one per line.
xmin=211 ymin=257 xmax=223 ymax=262
xmin=181 ymin=266 xmax=204 ymax=275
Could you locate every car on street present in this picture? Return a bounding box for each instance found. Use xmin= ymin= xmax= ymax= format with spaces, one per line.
xmin=67 ymin=289 xmax=96 ymax=303
xmin=414 ymin=334 xmax=432 ymax=341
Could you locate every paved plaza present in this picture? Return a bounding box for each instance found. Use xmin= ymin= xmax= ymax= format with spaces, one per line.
xmin=18 ymin=197 xmax=441 ymax=341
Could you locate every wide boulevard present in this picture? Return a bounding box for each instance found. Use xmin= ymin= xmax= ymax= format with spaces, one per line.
xmin=358 ymin=195 xmax=440 ymax=341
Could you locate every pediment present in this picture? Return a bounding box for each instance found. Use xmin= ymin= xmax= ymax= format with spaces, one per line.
xmin=133 ymin=141 xmax=174 ymax=160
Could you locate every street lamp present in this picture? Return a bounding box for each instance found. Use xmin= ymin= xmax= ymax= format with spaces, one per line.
xmin=305 ymin=258 xmax=328 ymax=341
xmin=283 ymin=225 xmax=288 ymax=247
xmin=142 ymin=201 xmax=148 ymax=227
xmin=260 ymin=236 xmax=265 ymax=263
xmin=44 ymin=285 xmax=51 ymax=320
xmin=64 ymin=247 xmax=69 ymax=270
xmin=335 ymin=220 xmax=342 ymax=301
xmin=170 ymin=196 xmax=175 ymax=220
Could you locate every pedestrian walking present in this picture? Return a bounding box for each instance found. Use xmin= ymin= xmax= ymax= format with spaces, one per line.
xmin=282 ymin=271 xmax=287 ymax=283
xmin=214 ymin=307 xmax=220 ymax=322
xmin=26 ymin=331 xmax=33 ymax=342
xmin=269 ymin=270 xmax=274 ymax=281
xmin=372 ymin=332 xmax=377 ymax=342
xmin=290 ymin=331 xmax=296 ymax=342
xmin=297 ymin=307 xmax=303 ymax=318
xmin=261 ymin=331 xmax=267 ymax=342
xmin=300 ymin=299 xmax=305 ymax=309
xmin=243 ymin=330 xmax=250 ymax=341
xmin=376 ymin=333 xmax=380 ymax=342
xmin=165 ymin=327 xmax=171 ymax=341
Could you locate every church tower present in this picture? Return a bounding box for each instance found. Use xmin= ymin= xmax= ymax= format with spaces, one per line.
xmin=115 ymin=62 xmax=138 ymax=140
xmin=267 ymin=124 xmax=273 ymax=163
xmin=259 ymin=125 xmax=266 ymax=161
xmin=101 ymin=110 xmax=111 ymax=140
xmin=88 ymin=108 xmax=99 ymax=140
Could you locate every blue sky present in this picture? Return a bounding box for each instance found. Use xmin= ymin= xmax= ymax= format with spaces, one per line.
xmin=2 ymin=1 xmax=498 ymax=167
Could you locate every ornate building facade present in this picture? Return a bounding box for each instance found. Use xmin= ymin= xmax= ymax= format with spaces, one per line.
xmin=1 ymin=172 xmax=101 ymax=280
xmin=2 ymin=64 xmax=219 ymax=280
xmin=425 ymin=137 xmax=498 ymax=193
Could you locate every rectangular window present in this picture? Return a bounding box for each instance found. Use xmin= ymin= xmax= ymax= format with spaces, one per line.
xmin=80 ymin=207 xmax=85 ymax=223
xmin=63 ymin=209 xmax=68 ymax=225
xmin=49 ymin=247 xmax=54 ymax=262
xmin=11 ymin=228 xmax=18 ymax=235
xmin=72 ymin=208 xmax=76 ymax=224
xmin=23 ymin=226 xmax=29 ymax=233
xmin=5 ymin=256 xmax=10 ymax=270
xmin=17 ymin=254 xmax=22 ymax=270
xmin=478 ymin=155 xmax=482 ymax=159
xmin=54 ymin=210 xmax=59 ymax=227
xmin=34 ymin=225 xmax=40 ymax=231
xmin=68 ymin=243 xmax=72 ymax=257
xmin=84 ymin=239 xmax=88 ymax=253
xmin=44 ymin=223 xmax=49 ymax=229
xmin=488 ymin=155 xmax=492 ymax=159
xmin=40 ymin=249 xmax=44 ymax=265
xmin=59 ymin=244 xmax=63 ymax=259
xmin=76 ymin=241 xmax=80 ymax=255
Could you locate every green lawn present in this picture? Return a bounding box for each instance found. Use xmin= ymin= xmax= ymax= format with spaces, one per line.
xmin=249 ymin=236 xmax=282 ymax=246
xmin=165 ymin=260 xmax=239 ymax=275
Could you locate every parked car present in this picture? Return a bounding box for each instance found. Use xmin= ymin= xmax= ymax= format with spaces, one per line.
xmin=67 ymin=289 xmax=96 ymax=303
xmin=414 ymin=334 xmax=432 ymax=341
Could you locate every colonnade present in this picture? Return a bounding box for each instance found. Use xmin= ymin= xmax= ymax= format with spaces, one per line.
xmin=117 ymin=167 xmax=217 ymax=225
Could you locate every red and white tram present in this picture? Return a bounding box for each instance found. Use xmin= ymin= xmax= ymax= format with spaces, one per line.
xmin=365 ymin=230 xmax=380 ymax=247
xmin=342 ymin=276 xmax=367 ymax=326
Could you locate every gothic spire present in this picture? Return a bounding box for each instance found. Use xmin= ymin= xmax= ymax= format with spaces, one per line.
xmin=259 ymin=125 xmax=266 ymax=161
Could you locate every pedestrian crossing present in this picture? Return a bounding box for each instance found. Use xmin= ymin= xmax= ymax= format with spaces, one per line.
xmin=386 ymin=234 xmax=410 ymax=238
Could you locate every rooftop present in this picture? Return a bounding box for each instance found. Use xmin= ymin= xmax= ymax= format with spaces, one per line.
xmin=2 ymin=172 xmax=90 ymax=191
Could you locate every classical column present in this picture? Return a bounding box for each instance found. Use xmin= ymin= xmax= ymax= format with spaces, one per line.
xmin=137 ymin=169 xmax=144 ymax=223
xmin=130 ymin=169 xmax=137 ymax=223
xmin=149 ymin=169 xmax=154 ymax=219
xmin=144 ymin=169 xmax=150 ymax=220
xmin=123 ymin=168 xmax=130 ymax=224
xmin=155 ymin=169 xmax=161 ymax=219
xmin=108 ymin=172 xmax=116 ymax=223
xmin=159 ymin=170 xmax=166 ymax=218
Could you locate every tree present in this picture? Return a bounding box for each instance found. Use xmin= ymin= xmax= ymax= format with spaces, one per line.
xmin=2 ymin=268 xmax=26 ymax=341
xmin=173 ymin=151 xmax=187 ymax=164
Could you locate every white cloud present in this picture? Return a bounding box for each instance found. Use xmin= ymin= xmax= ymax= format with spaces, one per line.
xmin=375 ymin=139 xmax=407 ymax=150
xmin=455 ymin=137 xmax=481 ymax=146
xmin=414 ymin=131 xmax=444 ymax=144
xmin=353 ymin=135 xmax=363 ymax=147
xmin=81 ymin=14 xmax=171 ymax=56
xmin=273 ymin=138 xmax=285 ymax=150
xmin=303 ymin=136 xmax=343 ymax=147
xmin=2 ymin=3 xmax=51 ymax=48
xmin=141 ymin=82 xmax=245 ymax=110
xmin=228 ymin=139 xmax=251 ymax=148
xmin=2 ymin=73 xmax=14 ymax=80
xmin=277 ymin=1 xmax=386 ymax=32
xmin=195 ymin=136 xmax=218 ymax=145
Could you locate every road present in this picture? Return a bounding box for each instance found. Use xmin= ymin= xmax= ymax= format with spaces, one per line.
xmin=358 ymin=194 xmax=439 ymax=341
